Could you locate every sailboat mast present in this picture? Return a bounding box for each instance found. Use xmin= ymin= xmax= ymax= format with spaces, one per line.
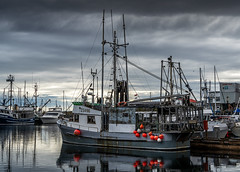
xmin=123 ymin=14 xmax=129 ymax=102
xmin=101 ymin=10 xmax=105 ymax=131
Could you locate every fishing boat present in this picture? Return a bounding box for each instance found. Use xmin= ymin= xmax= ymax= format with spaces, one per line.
xmin=40 ymin=107 xmax=63 ymax=124
xmin=0 ymin=75 xmax=35 ymax=124
xmin=57 ymin=11 xmax=203 ymax=151
xmin=201 ymin=109 xmax=228 ymax=139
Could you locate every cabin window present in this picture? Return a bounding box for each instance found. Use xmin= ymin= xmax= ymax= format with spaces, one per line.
xmin=87 ymin=116 xmax=96 ymax=124
xmin=123 ymin=113 xmax=128 ymax=117
xmin=74 ymin=114 xmax=79 ymax=122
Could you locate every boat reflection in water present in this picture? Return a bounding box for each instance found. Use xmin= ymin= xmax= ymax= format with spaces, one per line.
xmin=57 ymin=143 xmax=196 ymax=171
xmin=0 ymin=125 xmax=62 ymax=172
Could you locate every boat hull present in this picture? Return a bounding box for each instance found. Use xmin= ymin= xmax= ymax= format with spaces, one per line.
xmin=231 ymin=122 xmax=240 ymax=137
xmin=58 ymin=123 xmax=190 ymax=151
xmin=41 ymin=117 xmax=58 ymax=124
xmin=0 ymin=113 xmax=35 ymax=125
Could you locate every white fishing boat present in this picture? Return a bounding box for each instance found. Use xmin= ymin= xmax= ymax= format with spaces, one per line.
xmin=57 ymin=11 xmax=203 ymax=151
xmin=202 ymin=109 xmax=228 ymax=139
xmin=41 ymin=107 xmax=63 ymax=124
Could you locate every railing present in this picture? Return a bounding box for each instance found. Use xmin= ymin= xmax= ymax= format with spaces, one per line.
xmin=67 ymin=122 xmax=99 ymax=132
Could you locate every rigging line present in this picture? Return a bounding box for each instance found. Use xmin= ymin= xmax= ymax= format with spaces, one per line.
xmin=173 ymin=68 xmax=179 ymax=94
xmin=4 ymin=83 xmax=11 ymax=89
xmin=83 ymin=22 xmax=102 ymax=69
xmin=70 ymin=67 xmax=82 ymax=102
xmin=83 ymin=50 xmax=113 ymax=88
xmin=117 ymin=59 xmax=124 ymax=81
xmin=128 ymin=78 xmax=140 ymax=99
xmin=75 ymin=55 xmax=114 ymax=99
xmin=118 ymin=60 xmax=139 ymax=99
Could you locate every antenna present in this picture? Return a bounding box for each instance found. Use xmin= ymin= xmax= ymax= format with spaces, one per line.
xmin=91 ymin=68 xmax=97 ymax=104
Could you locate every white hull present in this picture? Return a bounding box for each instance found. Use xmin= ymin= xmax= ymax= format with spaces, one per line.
xmin=207 ymin=121 xmax=228 ymax=139
xmin=41 ymin=117 xmax=58 ymax=124
xmin=231 ymin=122 xmax=240 ymax=137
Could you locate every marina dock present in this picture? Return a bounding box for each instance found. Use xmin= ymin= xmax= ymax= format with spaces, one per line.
xmin=191 ymin=137 xmax=240 ymax=152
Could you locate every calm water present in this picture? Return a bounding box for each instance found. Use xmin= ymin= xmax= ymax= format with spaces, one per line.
xmin=1 ymin=125 xmax=240 ymax=172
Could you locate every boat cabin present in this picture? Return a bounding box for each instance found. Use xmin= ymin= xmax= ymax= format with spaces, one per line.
xmin=72 ymin=102 xmax=102 ymax=132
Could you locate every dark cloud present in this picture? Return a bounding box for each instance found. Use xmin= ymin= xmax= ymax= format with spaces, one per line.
xmin=1 ymin=0 xmax=240 ymax=106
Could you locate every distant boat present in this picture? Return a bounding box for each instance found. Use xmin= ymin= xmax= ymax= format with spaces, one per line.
xmin=202 ymin=109 xmax=228 ymax=139
xmin=41 ymin=107 xmax=63 ymax=124
xmin=0 ymin=105 xmax=35 ymax=124
xmin=57 ymin=11 xmax=203 ymax=151
xmin=0 ymin=75 xmax=35 ymax=125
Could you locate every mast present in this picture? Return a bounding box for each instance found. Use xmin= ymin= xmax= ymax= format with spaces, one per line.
xmin=6 ymin=75 xmax=14 ymax=110
xmin=214 ymin=65 xmax=217 ymax=113
xmin=123 ymin=14 xmax=129 ymax=101
xmin=33 ymin=83 xmax=39 ymax=108
xmin=24 ymin=80 xmax=26 ymax=106
xmin=200 ymin=68 xmax=202 ymax=107
xmin=101 ymin=10 xmax=105 ymax=131
xmin=97 ymin=76 xmax=99 ymax=102
xmin=113 ymin=31 xmax=117 ymax=107
xmin=91 ymin=68 xmax=97 ymax=105
xmin=169 ymin=56 xmax=173 ymax=102
xmin=81 ymin=62 xmax=84 ymax=99
xmin=63 ymin=90 xmax=65 ymax=112
xmin=160 ymin=60 xmax=163 ymax=99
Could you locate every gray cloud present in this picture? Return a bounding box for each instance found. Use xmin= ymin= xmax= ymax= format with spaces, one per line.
xmin=1 ymin=0 xmax=240 ymax=106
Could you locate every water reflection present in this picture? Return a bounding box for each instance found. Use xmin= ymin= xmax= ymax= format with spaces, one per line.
xmin=191 ymin=150 xmax=240 ymax=172
xmin=0 ymin=125 xmax=62 ymax=172
xmin=57 ymin=143 xmax=198 ymax=171
xmin=1 ymin=125 xmax=240 ymax=171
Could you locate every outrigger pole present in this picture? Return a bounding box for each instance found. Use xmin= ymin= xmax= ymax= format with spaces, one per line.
xmin=117 ymin=55 xmax=197 ymax=101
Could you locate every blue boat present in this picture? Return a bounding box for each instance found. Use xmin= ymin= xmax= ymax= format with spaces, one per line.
xmin=0 ymin=105 xmax=35 ymax=124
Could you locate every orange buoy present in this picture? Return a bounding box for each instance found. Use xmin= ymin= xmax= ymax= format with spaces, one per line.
xmin=135 ymin=160 xmax=140 ymax=165
xmin=73 ymin=154 xmax=81 ymax=162
xmin=150 ymin=135 xmax=154 ymax=140
xmin=159 ymin=134 xmax=164 ymax=139
xmin=148 ymin=131 xmax=152 ymax=136
xmin=150 ymin=160 xmax=154 ymax=165
xmin=142 ymin=161 xmax=147 ymax=167
xmin=140 ymin=124 xmax=144 ymax=129
xmin=154 ymin=136 xmax=158 ymax=140
xmin=133 ymin=130 xmax=137 ymax=134
xmin=74 ymin=129 xmax=81 ymax=136
xmin=142 ymin=133 xmax=147 ymax=137
xmin=135 ymin=133 xmax=140 ymax=137
xmin=159 ymin=161 xmax=164 ymax=167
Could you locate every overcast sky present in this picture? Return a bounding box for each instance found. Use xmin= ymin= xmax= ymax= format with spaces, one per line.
xmin=1 ymin=0 xmax=240 ymax=108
